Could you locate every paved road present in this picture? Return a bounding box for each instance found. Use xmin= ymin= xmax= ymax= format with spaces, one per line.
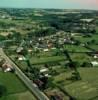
xmin=0 ymin=48 xmax=49 ymax=100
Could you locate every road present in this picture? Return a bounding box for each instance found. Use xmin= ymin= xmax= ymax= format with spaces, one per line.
xmin=0 ymin=48 xmax=49 ymax=100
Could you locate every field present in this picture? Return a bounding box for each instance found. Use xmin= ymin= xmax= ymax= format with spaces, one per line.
xmin=65 ymin=68 xmax=98 ymax=99
xmin=9 ymin=54 xmax=66 ymax=70
xmin=29 ymin=56 xmax=65 ymax=65
xmin=64 ymin=45 xmax=90 ymax=52
xmin=74 ymin=34 xmax=98 ymax=43
xmin=0 ymin=72 xmax=36 ymax=100
xmin=0 ymin=91 xmax=36 ymax=100
xmin=4 ymin=33 xmax=98 ymax=99
xmin=52 ymin=68 xmax=98 ymax=99
xmin=0 ymin=19 xmax=34 ymax=35
xmin=90 ymin=45 xmax=98 ymax=50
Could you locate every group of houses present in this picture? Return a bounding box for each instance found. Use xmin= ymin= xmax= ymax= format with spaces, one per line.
xmin=16 ymin=31 xmax=76 ymax=55
xmin=0 ymin=57 xmax=14 ymax=72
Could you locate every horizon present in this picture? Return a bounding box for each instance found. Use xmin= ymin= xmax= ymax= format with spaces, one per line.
xmin=0 ymin=7 xmax=98 ymax=11
xmin=0 ymin=0 xmax=98 ymax=10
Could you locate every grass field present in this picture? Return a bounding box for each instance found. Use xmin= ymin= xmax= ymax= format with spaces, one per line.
xmin=0 ymin=72 xmax=36 ymax=100
xmin=0 ymin=91 xmax=36 ymax=100
xmin=30 ymin=56 xmax=65 ymax=65
xmin=71 ymin=53 xmax=91 ymax=63
xmin=74 ymin=34 xmax=98 ymax=43
xmin=90 ymin=45 xmax=98 ymax=50
xmin=10 ymin=55 xmax=66 ymax=70
xmin=53 ymin=68 xmax=98 ymax=99
xmin=0 ymin=72 xmax=27 ymax=94
xmin=64 ymin=45 xmax=90 ymax=52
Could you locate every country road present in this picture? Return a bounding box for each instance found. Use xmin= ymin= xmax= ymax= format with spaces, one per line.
xmin=0 ymin=48 xmax=49 ymax=100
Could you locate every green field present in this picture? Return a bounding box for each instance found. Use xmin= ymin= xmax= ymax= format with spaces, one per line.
xmin=0 ymin=91 xmax=36 ymax=100
xmin=64 ymin=45 xmax=90 ymax=52
xmin=10 ymin=55 xmax=66 ymax=70
xmin=74 ymin=34 xmax=98 ymax=43
xmin=0 ymin=72 xmax=36 ymax=100
xmin=53 ymin=68 xmax=98 ymax=99
xmin=30 ymin=56 xmax=65 ymax=65
xmin=90 ymin=45 xmax=98 ymax=50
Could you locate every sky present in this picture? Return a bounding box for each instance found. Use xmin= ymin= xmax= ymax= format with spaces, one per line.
xmin=0 ymin=0 xmax=98 ymax=10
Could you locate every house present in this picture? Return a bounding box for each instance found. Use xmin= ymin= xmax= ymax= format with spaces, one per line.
xmin=51 ymin=47 xmax=57 ymax=50
xmin=91 ymin=61 xmax=98 ymax=67
xmin=80 ymin=19 xmax=94 ymax=23
xmin=93 ymin=53 xmax=98 ymax=58
xmin=16 ymin=47 xmax=24 ymax=53
xmin=48 ymin=90 xmax=64 ymax=100
xmin=40 ymin=68 xmax=48 ymax=73
xmin=2 ymin=63 xmax=14 ymax=72
xmin=50 ymin=94 xmax=63 ymax=100
xmin=40 ymin=68 xmax=51 ymax=77
xmin=43 ymin=49 xmax=49 ymax=52
xmin=94 ymin=55 xmax=98 ymax=59
xmin=18 ymin=56 xmax=26 ymax=61
xmin=47 ymin=43 xmax=53 ymax=49
xmin=33 ymin=79 xmax=44 ymax=88
xmin=28 ymin=49 xmax=32 ymax=53
xmin=0 ymin=58 xmax=5 ymax=66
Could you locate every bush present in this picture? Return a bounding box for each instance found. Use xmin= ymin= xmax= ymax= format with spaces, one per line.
xmin=0 ymin=85 xmax=7 ymax=97
xmin=81 ymin=61 xmax=92 ymax=67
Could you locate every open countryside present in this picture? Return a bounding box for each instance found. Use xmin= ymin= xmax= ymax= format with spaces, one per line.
xmin=0 ymin=8 xmax=98 ymax=100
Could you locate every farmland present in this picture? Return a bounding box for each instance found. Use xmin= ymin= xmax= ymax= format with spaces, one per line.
xmin=53 ymin=68 xmax=98 ymax=99
xmin=0 ymin=8 xmax=98 ymax=100
xmin=0 ymin=72 xmax=36 ymax=100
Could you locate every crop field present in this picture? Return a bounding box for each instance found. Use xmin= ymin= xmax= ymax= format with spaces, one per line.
xmin=52 ymin=68 xmax=98 ymax=99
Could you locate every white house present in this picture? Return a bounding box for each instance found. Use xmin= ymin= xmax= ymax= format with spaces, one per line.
xmin=43 ymin=49 xmax=49 ymax=52
xmin=91 ymin=61 xmax=98 ymax=67
xmin=40 ymin=68 xmax=48 ymax=73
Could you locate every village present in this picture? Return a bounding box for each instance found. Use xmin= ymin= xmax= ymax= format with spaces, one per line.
xmin=0 ymin=8 xmax=98 ymax=100
xmin=3 ymin=27 xmax=98 ymax=99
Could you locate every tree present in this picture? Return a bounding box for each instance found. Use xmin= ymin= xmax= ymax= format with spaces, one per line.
xmin=12 ymin=31 xmax=22 ymax=42
xmin=32 ymin=67 xmax=40 ymax=79
xmin=81 ymin=61 xmax=92 ymax=67
xmin=0 ymin=35 xmax=6 ymax=41
xmin=7 ymin=31 xmax=22 ymax=43
xmin=63 ymin=50 xmax=81 ymax=80
xmin=90 ymin=39 xmax=96 ymax=44
xmin=0 ymin=85 xmax=7 ymax=97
